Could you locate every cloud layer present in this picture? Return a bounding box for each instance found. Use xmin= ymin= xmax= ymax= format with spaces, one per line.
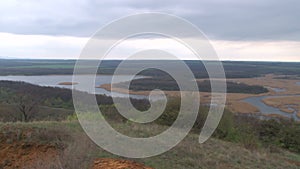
xmin=0 ymin=0 xmax=299 ymax=61
xmin=1 ymin=0 xmax=299 ymax=41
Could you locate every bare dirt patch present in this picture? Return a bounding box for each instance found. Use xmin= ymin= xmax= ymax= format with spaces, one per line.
xmin=0 ymin=125 xmax=68 ymax=169
xmin=0 ymin=143 xmax=60 ymax=169
xmin=92 ymin=158 xmax=154 ymax=169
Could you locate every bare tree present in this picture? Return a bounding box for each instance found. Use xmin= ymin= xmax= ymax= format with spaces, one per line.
xmin=14 ymin=94 xmax=39 ymax=122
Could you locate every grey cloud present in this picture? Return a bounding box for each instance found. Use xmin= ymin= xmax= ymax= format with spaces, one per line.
xmin=0 ymin=0 xmax=299 ymax=41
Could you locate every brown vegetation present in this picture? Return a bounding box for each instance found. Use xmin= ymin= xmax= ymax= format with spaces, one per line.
xmin=92 ymin=158 xmax=153 ymax=169
xmin=227 ymin=101 xmax=259 ymax=114
xmin=0 ymin=125 xmax=65 ymax=169
xmin=0 ymin=143 xmax=60 ymax=169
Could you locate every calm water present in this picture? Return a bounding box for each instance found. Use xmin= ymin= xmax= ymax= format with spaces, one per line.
xmin=0 ymin=75 xmax=149 ymax=99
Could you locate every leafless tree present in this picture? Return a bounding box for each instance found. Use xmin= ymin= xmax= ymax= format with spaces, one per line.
xmin=14 ymin=94 xmax=39 ymax=122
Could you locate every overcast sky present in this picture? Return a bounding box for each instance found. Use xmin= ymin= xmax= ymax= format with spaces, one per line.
xmin=0 ymin=0 xmax=299 ymax=61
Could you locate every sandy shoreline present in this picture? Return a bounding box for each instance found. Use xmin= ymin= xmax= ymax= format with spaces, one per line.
xmin=58 ymin=82 xmax=78 ymax=85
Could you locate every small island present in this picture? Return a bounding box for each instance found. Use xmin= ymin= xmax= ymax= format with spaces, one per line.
xmin=58 ymin=82 xmax=79 ymax=86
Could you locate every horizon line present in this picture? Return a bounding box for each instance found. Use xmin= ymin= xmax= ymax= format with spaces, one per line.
xmin=1 ymin=57 xmax=299 ymax=63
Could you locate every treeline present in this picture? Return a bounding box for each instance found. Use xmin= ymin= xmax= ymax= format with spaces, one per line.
xmin=1 ymin=59 xmax=300 ymax=78
xmin=117 ymin=78 xmax=269 ymax=94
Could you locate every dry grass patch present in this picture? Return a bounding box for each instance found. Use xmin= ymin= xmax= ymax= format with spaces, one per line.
xmin=227 ymin=101 xmax=259 ymax=114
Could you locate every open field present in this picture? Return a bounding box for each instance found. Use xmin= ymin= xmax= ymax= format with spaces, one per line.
xmin=0 ymin=121 xmax=300 ymax=169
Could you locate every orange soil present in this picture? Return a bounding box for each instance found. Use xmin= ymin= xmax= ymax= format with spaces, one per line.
xmin=92 ymin=158 xmax=154 ymax=169
xmin=0 ymin=127 xmax=61 ymax=169
xmin=0 ymin=143 xmax=60 ymax=169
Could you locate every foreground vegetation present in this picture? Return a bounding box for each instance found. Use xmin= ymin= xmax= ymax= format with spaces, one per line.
xmin=0 ymin=121 xmax=300 ymax=169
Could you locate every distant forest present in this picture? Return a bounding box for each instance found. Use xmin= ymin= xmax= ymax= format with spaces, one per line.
xmin=0 ymin=59 xmax=300 ymax=78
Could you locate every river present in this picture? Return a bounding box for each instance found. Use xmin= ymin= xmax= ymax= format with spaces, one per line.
xmin=0 ymin=75 xmax=149 ymax=100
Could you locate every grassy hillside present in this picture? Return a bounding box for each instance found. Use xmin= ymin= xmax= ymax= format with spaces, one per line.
xmin=0 ymin=121 xmax=299 ymax=169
